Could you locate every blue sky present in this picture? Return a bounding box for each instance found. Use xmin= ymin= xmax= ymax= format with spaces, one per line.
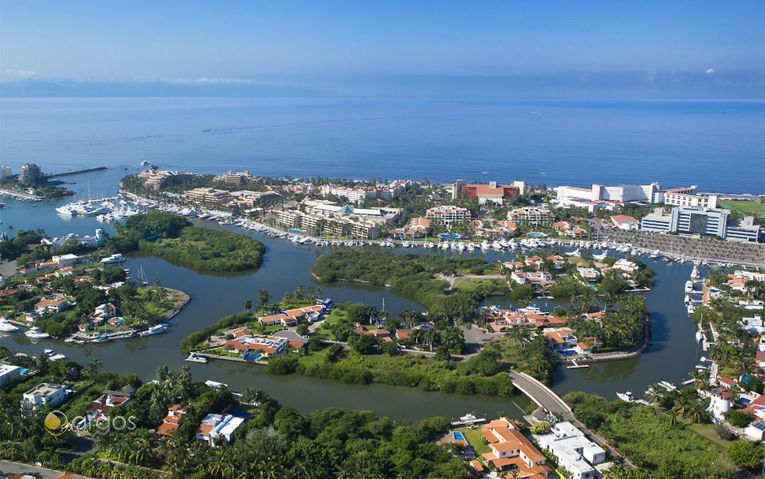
xmin=1 ymin=1 xmax=764 ymax=97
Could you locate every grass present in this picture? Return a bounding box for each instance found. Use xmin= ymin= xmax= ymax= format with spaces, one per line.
xmin=689 ymin=423 xmax=734 ymax=451
xmin=456 ymin=427 xmax=491 ymax=455
xmin=719 ymin=199 xmax=765 ymax=219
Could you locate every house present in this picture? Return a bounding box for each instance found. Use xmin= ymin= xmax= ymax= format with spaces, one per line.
xmin=480 ymin=417 xmax=550 ymax=478
xmin=392 ymin=217 xmax=431 ymax=239
xmin=94 ymin=303 xmax=117 ymax=320
xmin=353 ymin=322 xmax=390 ymax=338
xmin=258 ymin=304 xmax=327 ymax=327
xmin=196 ymin=413 xmax=245 ymax=446
xmin=157 ymin=404 xmax=185 ymax=437
xmin=575 ymin=342 xmax=591 ymax=355
xmin=577 ymin=267 xmax=600 ymax=282
xmin=21 ymin=383 xmax=67 ymax=410
xmin=51 ymin=253 xmax=80 ymax=267
xmin=757 ymin=350 xmax=765 ymax=369
xmin=535 ymin=421 xmax=605 ymax=479
xmin=395 ymin=329 xmax=413 ymax=340
xmin=717 ymin=377 xmax=736 ymax=389
xmin=223 ymin=335 xmax=288 ymax=357
xmin=745 ymin=421 xmax=765 ymax=441
xmin=612 ymin=259 xmax=639 ymax=276
xmin=0 ymin=364 xmax=22 ymax=387
xmin=543 ymin=328 xmax=578 ymax=350
xmin=34 ymin=298 xmax=71 ymax=314
xmin=86 ymin=388 xmax=134 ymax=423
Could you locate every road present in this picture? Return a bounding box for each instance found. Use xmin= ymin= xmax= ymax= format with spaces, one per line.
xmin=509 ymin=371 xmax=636 ymax=468
xmin=0 ymin=459 xmax=90 ymax=478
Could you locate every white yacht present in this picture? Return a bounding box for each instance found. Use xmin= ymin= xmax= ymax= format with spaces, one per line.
xmin=616 ymin=391 xmax=634 ymax=402
xmin=0 ymin=318 xmax=19 ymax=332
xmin=101 ymin=253 xmax=125 ymax=264
xmin=139 ymin=324 xmax=168 ymax=337
xmin=25 ymin=327 xmax=50 ymax=339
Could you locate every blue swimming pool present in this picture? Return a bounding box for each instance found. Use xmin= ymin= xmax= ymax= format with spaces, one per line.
xmin=453 ymin=431 xmax=466 ymax=441
xmin=438 ymin=233 xmax=462 ymax=239
xmin=526 ymin=232 xmax=548 ymax=238
xmin=288 ymin=229 xmax=305 ymax=234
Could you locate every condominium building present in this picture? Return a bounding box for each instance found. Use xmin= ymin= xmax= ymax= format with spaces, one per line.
xmin=0 ymin=166 xmax=11 ymax=179
xmin=426 ymin=205 xmax=472 ymax=225
xmin=20 ymin=163 xmax=43 ymax=185
xmin=507 ymin=207 xmax=552 ymax=225
xmin=214 ymin=170 xmax=256 ymax=185
xmin=137 ymin=168 xmax=197 ymax=191
xmin=556 ymin=183 xmax=661 ymax=205
xmin=186 ymin=187 xmax=233 ymax=205
xmin=673 ymin=206 xmax=728 ymax=237
xmin=726 ymin=217 xmax=762 ymax=243
xmin=639 ymin=208 xmax=673 ymax=233
xmin=660 ymin=186 xmax=718 ymax=209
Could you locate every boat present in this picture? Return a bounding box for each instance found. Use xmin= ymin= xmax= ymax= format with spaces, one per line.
xmin=695 ymin=331 xmax=703 ymax=342
xmin=101 ymin=253 xmax=125 ymax=264
xmin=139 ymin=324 xmax=168 ymax=337
xmin=186 ymin=353 xmax=208 ymax=364
xmin=205 ymin=380 xmax=228 ymax=390
xmin=0 ymin=318 xmax=19 ymax=332
xmin=25 ymin=327 xmax=50 ymax=339
xmin=616 ymin=391 xmax=634 ymax=402
xmin=450 ymin=413 xmax=487 ymax=426
xmin=658 ymin=381 xmax=677 ymax=391
xmin=49 ymin=353 xmax=67 ymax=361
xmin=565 ymin=248 xmax=581 ymax=257
xmin=140 ymin=160 xmax=149 ymax=166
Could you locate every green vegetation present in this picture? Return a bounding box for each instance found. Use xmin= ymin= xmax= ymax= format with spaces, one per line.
xmin=109 ymin=212 xmax=265 ymax=273
xmin=312 ymin=248 xmax=504 ymax=315
xmin=0 ymin=229 xmax=45 ymax=261
xmin=563 ymin=295 xmax=648 ymax=351
xmin=0 ymin=355 xmax=469 ymax=479
xmin=719 ymin=199 xmax=765 ymax=224
xmin=566 ymin=392 xmax=741 ymax=478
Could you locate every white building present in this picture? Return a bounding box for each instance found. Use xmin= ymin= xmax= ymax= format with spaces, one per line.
xmin=0 ymin=364 xmax=22 ymax=387
xmin=21 ymin=383 xmax=67 ymax=410
xmin=706 ymin=394 xmax=730 ymax=423
xmin=196 ymin=413 xmax=245 ymax=446
xmin=660 ymin=186 xmax=718 ymax=209
xmin=425 ymin=205 xmax=472 ymax=225
xmin=51 ymin=254 xmax=80 ymax=268
xmin=745 ymin=421 xmax=765 ymax=441
xmin=0 ymin=166 xmax=11 ymax=179
xmin=535 ymin=421 xmax=605 ymax=479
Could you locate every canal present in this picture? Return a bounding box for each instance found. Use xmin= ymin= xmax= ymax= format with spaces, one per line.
xmin=0 ymin=173 xmax=703 ymax=420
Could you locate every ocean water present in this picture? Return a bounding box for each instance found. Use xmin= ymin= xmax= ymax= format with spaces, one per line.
xmin=0 ymin=97 xmax=763 ymax=193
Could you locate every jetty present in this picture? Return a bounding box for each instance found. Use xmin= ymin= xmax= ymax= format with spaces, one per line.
xmin=48 ymin=166 xmax=107 ymax=178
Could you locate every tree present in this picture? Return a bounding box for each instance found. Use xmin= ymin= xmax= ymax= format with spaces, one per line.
xmin=83 ymin=358 xmax=102 ymax=379
xmin=727 ymin=439 xmax=764 ymax=469
xmin=258 ymin=289 xmax=271 ymax=308
xmin=243 ymin=298 xmax=253 ymax=313
xmin=349 ymin=334 xmax=378 ymax=355
xmin=296 ymin=323 xmax=309 ymax=336
xmin=434 ymin=345 xmax=451 ymax=361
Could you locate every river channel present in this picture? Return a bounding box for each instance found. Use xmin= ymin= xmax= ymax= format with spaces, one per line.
xmin=0 ymin=171 xmax=703 ymax=421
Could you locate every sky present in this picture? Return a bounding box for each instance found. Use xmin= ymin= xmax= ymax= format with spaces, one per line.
xmin=1 ymin=0 xmax=764 ymax=98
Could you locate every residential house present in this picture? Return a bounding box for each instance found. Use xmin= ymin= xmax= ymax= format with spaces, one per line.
xmin=86 ymin=388 xmax=134 ymax=423
xmin=543 ymin=328 xmax=578 ymax=350
xmin=21 ymin=383 xmax=67 ymax=410
xmin=157 ymin=404 xmax=185 ymax=437
xmin=745 ymin=421 xmax=765 ymax=441
xmin=223 ymin=335 xmax=288 ymax=358
xmin=610 ymin=215 xmax=639 ymax=230
xmin=480 ymin=417 xmax=550 ymax=478
xmin=535 ymin=421 xmax=605 ymax=479
xmin=0 ymin=364 xmax=22 ymax=387
xmin=34 ymin=298 xmax=71 ymax=314
xmin=196 ymin=413 xmax=246 ymax=446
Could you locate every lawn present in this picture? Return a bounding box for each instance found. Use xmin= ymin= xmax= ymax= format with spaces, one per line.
xmin=719 ymin=200 xmax=765 ymax=219
xmin=457 ymin=427 xmax=491 ymax=455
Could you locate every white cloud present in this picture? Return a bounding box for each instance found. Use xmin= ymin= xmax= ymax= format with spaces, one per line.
xmin=169 ymin=77 xmax=253 ymax=85
xmin=4 ymin=68 xmax=37 ymax=78
xmin=705 ymin=68 xmax=715 ymax=75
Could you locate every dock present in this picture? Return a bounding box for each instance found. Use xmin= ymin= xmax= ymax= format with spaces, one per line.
xmin=567 ymin=359 xmax=590 ymax=369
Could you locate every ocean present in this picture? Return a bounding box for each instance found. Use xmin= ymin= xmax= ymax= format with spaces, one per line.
xmin=1 ymin=97 xmax=763 ymax=193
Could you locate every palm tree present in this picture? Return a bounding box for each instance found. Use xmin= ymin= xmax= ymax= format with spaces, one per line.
xmin=83 ymin=357 xmax=103 ymax=379
xmin=243 ymin=298 xmax=253 ymax=313
xmin=258 ymin=289 xmax=271 ymax=308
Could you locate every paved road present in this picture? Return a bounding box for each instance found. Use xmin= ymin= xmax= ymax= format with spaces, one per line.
xmin=0 ymin=459 xmax=89 ymax=479
xmin=509 ymin=371 xmax=572 ymax=418
xmin=509 ymin=372 xmax=635 ymax=468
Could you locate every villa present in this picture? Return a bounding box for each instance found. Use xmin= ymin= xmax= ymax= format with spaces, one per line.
xmin=484 ymin=306 xmax=565 ymax=331
xmin=34 ymin=297 xmax=71 ymax=314
xmin=258 ymin=304 xmax=327 ymax=327
xmin=480 ymin=416 xmax=550 ymax=478
xmin=610 ymin=215 xmax=639 ymax=230
xmin=196 ymin=413 xmax=246 ymax=446
xmin=577 ymin=267 xmax=601 ymax=282
xmin=86 ymin=388 xmax=134 ymax=423
xmin=507 ymin=207 xmax=552 ymax=225
xmin=223 ymin=334 xmax=288 ymax=358
xmin=21 ymin=382 xmax=68 ymax=410
xmin=157 ymin=404 xmax=185 ymax=437
xmin=535 ymin=421 xmax=605 ymax=479
xmin=543 ymin=328 xmax=578 ymax=350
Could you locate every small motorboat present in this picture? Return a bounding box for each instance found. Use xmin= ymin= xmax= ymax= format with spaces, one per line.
xmin=616 ymin=391 xmax=634 ymax=402
xmin=0 ymin=318 xmax=19 ymax=332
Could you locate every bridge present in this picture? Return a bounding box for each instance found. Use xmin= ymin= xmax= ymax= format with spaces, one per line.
xmin=509 ymin=371 xmax=635 ymax=468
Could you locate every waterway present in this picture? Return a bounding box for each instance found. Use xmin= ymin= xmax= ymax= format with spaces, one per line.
xmin=0 ymin=171 xmax=704 ymax=420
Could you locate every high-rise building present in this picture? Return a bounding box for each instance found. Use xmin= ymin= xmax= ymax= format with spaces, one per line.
xmin=20 ymin=163 xmax=42 ymax=185
xmin=0 ymin=166 xmax=11 ymax=179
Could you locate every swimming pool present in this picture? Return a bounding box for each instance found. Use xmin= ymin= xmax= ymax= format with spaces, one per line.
xmin=453 ymin=431 xmax=466 ymax=441
xmin=288 ymin=229 xmax=305 ymax=234
xmin=526 ymin=232 xmax=548 ymax=238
